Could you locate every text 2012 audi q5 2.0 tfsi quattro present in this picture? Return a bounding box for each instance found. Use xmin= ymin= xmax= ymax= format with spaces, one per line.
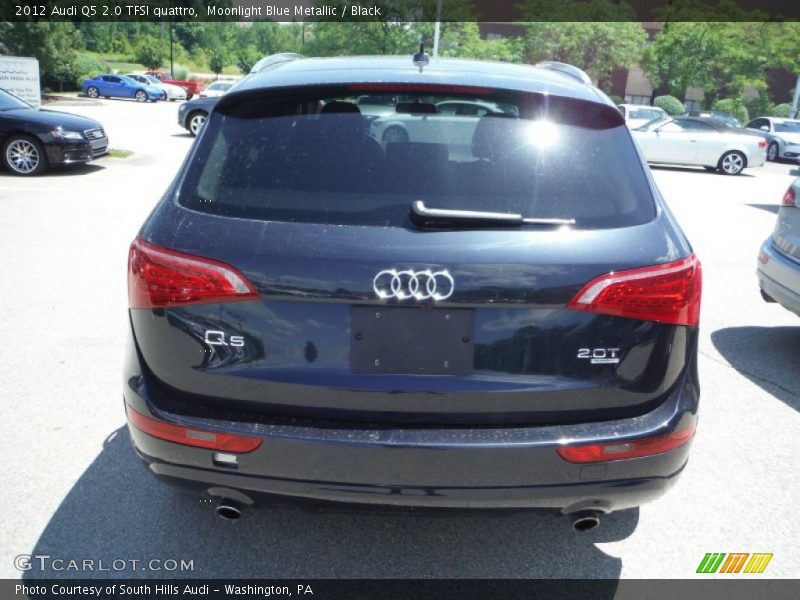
xmin=124 ymin=56 xmax=702 ymax=530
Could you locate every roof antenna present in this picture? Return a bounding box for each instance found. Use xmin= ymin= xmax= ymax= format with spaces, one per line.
xmin=413 ymin=42 xmax=429 ymax=73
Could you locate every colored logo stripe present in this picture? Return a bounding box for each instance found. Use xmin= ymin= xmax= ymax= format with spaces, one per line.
xmin=719 ymin=553 xmax=749 ymax=573
xmin=697 ymin=553 xmax=726 ymax=573
xmin=744 ymin=553 xmax=773 ymax=574
xmin=697 ymin=552 xmax=773 ymax=574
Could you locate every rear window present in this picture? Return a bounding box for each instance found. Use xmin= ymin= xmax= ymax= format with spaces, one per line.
xmin=180 ymin=87 xmax=655 ymax=229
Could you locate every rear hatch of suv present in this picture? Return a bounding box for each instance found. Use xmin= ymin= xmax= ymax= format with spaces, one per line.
xmin=129 ymin=82 xmax=700 ymax=426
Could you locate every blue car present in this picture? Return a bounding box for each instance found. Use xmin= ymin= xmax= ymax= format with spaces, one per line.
xmin=81 ymin=74 xmax=162 ymax=103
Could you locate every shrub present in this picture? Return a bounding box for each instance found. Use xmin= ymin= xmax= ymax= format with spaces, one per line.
xmin=711 ymin=98 xmax=749 ymax=125
xmin=608 ymin=94 xmax=624 ymax=105
xmin=172 ymin=66 xmax=189 ymax=80
xmin=70 ymin=54 xmax=106 ymax=88
xmin=769 ymin=103 xmax=793 ymax=118
xmin=744 ymin=94 xmax=772 ymax=122
xmin=653 ymin=95 xmax=685 ymax=116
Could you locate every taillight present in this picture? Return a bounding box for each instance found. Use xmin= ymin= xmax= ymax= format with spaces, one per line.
xmin=128 ymin=238 xmax=259 ymax=309
xmin=126 ymin=405 xmax=262 ymax=453
xmin=782 ymin=186 xmax=797 ymax=207
xmin=557 ymin=423 xmax=696 ymax=463
xmin=348 ymin=83 xmax=493 ymax=95
xmin=758 ymin=139 xmax=767 ymax=149
xmin=567 ymin=254 xmax=702 ymax=326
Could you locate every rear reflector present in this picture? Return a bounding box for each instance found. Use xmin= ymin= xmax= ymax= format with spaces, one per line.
xmin=128 ymin=238 xmax=259 ymax=308
xmin=126 ymin=405 xmax=262 ymax=453
xmin=557 ymin=423 xmax=696 ymax=463
xmin=782 ymin=186 xmax=796 ymax=207
xmin=567 ymin=254 xmax=702 ymax=326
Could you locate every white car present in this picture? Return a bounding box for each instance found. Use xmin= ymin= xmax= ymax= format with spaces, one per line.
xmin=618 ymin=104 xmax=668 ymax=129
xmin=126 ymin=74 xmax=187 ymax=101
xmin=370 ymin=100 xmax=514 ymax=145
xmin=745 ymin=117 xmax=800 ymax=162
xmin=758 ymin=177 xmax=800 ymax=316
xmin=200 ymin=81 xmax=233 ymax=98
xmin=631 ymin=116 xmax=767 ymax=175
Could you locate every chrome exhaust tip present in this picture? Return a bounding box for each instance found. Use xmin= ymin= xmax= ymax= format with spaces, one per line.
xmin=215 ymin=499 xmax=243 ymax=521
xmin=570 ymin=510 xmax=602 ymax=532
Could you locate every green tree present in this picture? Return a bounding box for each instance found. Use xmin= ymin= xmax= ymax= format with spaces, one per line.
xmin=134 ymin=36 xmax=166 ymax=71
xmin=172 ymin=23 xmax=207 ymax=56
xmin=516 ymin=22 xmax=646 ymax=90
xmin=0 ymin=22 xmax=83 ymax=89
xmin=516 ymin=0 xmax=645 ymax=90
xmin=415 ymin=22 xmax=520 ymax=62
xmin=235 ymin=45 xmax=261 ymax=75
xmin=643 ymin=21 xmax=773 ymax=109
xmin=207 ymin=46 xmax=228 ymax=77
xmin=242 ymin=22 xmax=302 ymax=56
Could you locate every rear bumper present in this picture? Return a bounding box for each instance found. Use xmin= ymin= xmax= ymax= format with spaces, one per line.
xmin=123 ymin=334 xmax=699 ymax=513
xmin=758 ymin=239 xmax=800 ymax=316
xmin=136 ymin=446 xmax=684 ymax=513
xmin=749 ymin=151 xmax=767 ymax=168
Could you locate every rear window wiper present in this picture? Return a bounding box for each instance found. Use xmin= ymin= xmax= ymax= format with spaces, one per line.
xmin=410 ymin=200 xmax=575 ymax=227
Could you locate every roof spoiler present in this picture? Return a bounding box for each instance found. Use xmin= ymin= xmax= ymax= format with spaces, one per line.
xmin=535 ymin=61 xmax=592 ymax=85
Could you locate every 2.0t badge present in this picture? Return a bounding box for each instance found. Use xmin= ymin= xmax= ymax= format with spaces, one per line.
xmin=373 ymin=269 xmax=455 ymax=301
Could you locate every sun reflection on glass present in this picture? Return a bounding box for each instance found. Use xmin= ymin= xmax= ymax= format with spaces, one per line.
xmin=523 ymin=120 xmax=560 ymax=149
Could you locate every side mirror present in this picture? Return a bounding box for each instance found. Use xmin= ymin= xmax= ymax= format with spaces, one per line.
xmin=759 ymin=125 xmax=769 ymax=132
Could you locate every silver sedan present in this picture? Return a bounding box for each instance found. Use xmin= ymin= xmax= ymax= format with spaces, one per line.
xmin=745 ymin=117 xmax=800 ymax=162
xmin=631 ymin=116 xmax=766 ymax=175
xmin=758 ymin=177 xmax=800 ymax=317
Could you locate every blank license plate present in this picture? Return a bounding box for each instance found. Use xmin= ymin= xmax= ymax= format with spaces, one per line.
xmin=350 ymin=306 xmax=474 ymax=375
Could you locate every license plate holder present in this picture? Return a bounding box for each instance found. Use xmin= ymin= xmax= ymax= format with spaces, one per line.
xmin=350 ymin=306 xmax=474 ymax=375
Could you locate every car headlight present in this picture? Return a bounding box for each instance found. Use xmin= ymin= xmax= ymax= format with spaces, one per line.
xmin=51 ymin=127 xmax=83 ymax=140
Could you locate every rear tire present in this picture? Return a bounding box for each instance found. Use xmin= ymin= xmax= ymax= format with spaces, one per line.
xmin=3 ymin=134 xmax=48 ymax=176
xmin=767 ymin=142 xmax=779 ymax=162
xmin=382 ymin=126 xmax=409 ymax=144
xmin=718 ymin=150 xmax=746 ymax=175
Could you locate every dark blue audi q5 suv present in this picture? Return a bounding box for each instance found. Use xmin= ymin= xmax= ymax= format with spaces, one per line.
xmin=124 ymin=55 xmax=701 ymax=529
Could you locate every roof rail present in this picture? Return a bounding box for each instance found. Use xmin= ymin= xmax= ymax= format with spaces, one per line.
xmin=249 ymin=53 xmax=305 ymax=75
xmin=534 ymin=61 xmax=592 ymax=85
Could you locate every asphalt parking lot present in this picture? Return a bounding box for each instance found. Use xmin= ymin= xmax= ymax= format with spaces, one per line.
xmin=1 ymin=97 xmax=798 ymax=580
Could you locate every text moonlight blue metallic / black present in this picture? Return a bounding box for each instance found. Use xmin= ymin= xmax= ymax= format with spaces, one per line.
xmin=124 ymin=56 xmax=702 ymax=529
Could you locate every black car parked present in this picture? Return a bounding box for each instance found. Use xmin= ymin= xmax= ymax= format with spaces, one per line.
xmin=126 ymin=56 xmax=702 ymax=530
xmin=177 ymin=95 xmax=219 ymax=136
xmin=0 ymin=89 xmax=108 ymax=175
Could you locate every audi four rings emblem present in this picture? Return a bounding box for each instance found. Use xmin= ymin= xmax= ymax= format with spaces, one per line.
xmin=373 ymin=269 xmax=455 ymax=301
